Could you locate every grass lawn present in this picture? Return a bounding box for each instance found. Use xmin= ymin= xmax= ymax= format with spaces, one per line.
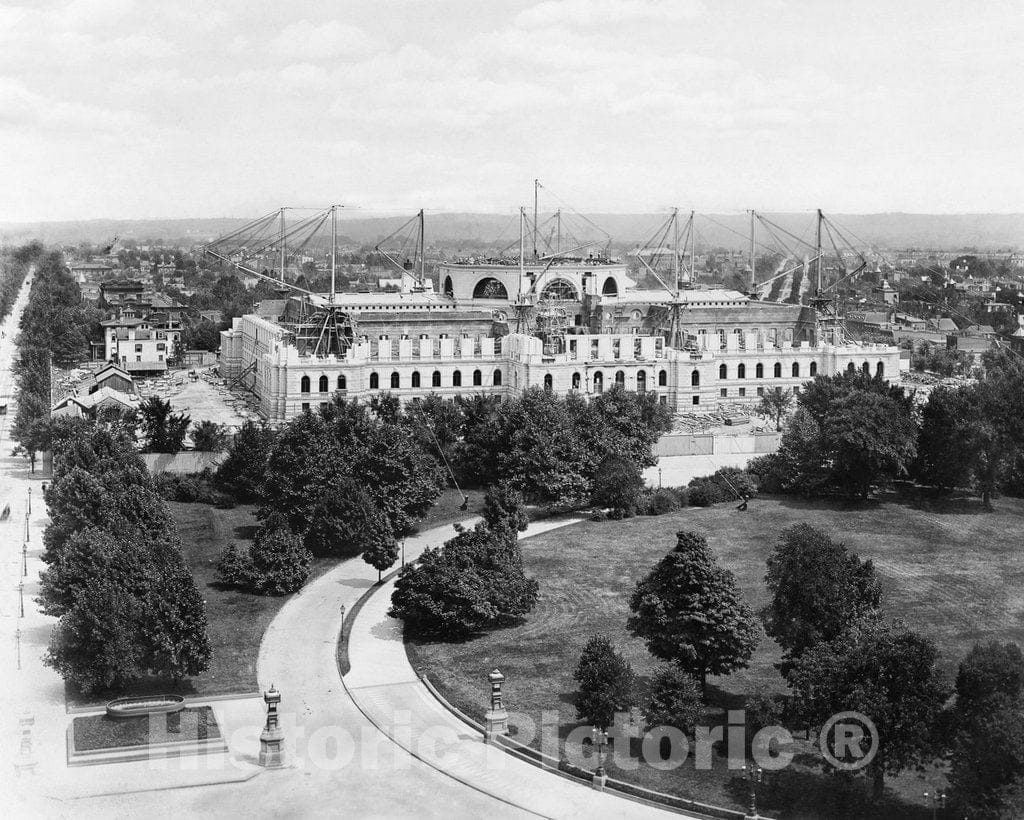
xmin=72 ymin=706 xmax=220 ymax=752
xmin=406 ymin=492 xmax=1024 ymax=819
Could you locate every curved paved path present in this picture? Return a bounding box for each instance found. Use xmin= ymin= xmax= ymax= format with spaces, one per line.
xmin=342 ymin=517 xmax=690 ymax=819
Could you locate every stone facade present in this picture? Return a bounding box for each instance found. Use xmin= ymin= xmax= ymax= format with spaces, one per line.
xmin=222 ymin=312 xmax=900 ymax=422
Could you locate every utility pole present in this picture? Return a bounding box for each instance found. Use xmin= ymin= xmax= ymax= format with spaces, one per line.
xmin=689 ymin=210 xmax=696 ymax=286
xmin=533 ymin=179 xmax=539 ymax=259
xmin=556 ymin=210 xmax=561 ymax=255
xmin=672 ymin=208 xmax=680 ymax=293
xmin=418 ymin=209 xmax=426 ymax=289
xmin=815 ymin=208 xmax=824 ymax=295
xmin=279 ymin=207 xmax=286 ymax=283
xmin=330 ymin=205 xmax=337 ymax=302
xmin=749 ymin=209 xmax=756 ymax=290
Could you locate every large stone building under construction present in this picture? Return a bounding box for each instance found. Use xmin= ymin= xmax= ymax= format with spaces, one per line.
xmin=220 ymin=256 xmax=900 ymax=421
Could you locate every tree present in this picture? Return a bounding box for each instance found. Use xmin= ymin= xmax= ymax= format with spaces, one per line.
xmin=361 ymin=521 xmax=400 ymax=582
xmin=643 ymin=666 xmax=703 ymax=733
xmin=628 ymin=531 xmax=761 ymax=695
xmin=768 ymin=373 xmax=918 ymax=498
xmin=953 ymin=641 xmax=1024 ymax=723
xmin=45 ymin=577 xmax=148 ymax=694
xmin=591 ymin=454 xmax=644 ymax=516
xmin=949 ymin=703 xmax=1024 ymax=819
xmin=139 ymin=396 xmax=191 ymax=453
xmin=482 ymin=480 xmax=529 ymax=532
xmin=249 ymin=526 xmax=312 ymax=595
xmin=389 ymin=521 xmax=538 ymax=637
xmin=788 ymin=621 xmax=950 ymax=801
xmin=190 ymin=420 xmax=228 ymax=451
xmin=147 ymin=564 xmax=213 ymax=680
xmin=914 ymin=386 xmax=977 ymax=491
xmin=761 ymin=524 xmax=881 ymax=675
xmin=758 ymin=387 xmax=794 ymax=431
xmin=215 ymin=420 xmax=277 ymax=501
xmin=574 ymin=635 xmax=635 ymax=730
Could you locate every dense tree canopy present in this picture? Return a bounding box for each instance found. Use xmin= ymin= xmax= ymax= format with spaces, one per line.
xmin=574 ymin=635 xmax=636 ymax=730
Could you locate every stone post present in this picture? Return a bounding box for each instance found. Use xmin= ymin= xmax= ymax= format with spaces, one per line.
xmin=13 ymin=713 xmax=37 ymax=776
xmin=484 ymin=668 xmax=508 ymax=742
xmin=259 ymin=685 xmax=285 ymax=768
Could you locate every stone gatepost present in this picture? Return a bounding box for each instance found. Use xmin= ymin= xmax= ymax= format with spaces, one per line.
xmin=13 ymin=713 xmax=37 ymax=776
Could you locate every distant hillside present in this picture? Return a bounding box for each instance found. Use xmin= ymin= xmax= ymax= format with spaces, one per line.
xmin=2 ymin=212 xmax=1023 ymax=252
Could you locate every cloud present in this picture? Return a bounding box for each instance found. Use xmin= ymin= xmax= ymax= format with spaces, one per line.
xmin=515 ymin=0 xmax=703 ymax=28
xmin=270 ymin=19 xmax=384 ymax=60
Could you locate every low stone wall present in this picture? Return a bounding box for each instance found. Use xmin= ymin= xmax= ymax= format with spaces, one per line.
xmin=141 ymin=452 xmax=227 ymax=475
xmin=655 ymin=432 xmax=780 ymax=457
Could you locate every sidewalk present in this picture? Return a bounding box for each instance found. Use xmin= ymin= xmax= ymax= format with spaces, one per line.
xmin=343 ymin=517 xmax=690 ymax=820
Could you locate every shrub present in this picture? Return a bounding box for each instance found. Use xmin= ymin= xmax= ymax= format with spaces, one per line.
xmin=154 ymin=471 xmax=236 ymax=507
xmin=646 ymin=489 xmax=680 ymax=516
xmin=687 ymin=469 xmax=758 ymax=507
xmin=574 ymin=635 xmax=635 ymax=729
xmin=216 ymin=526 xmax=311 ymax=596
xmin=643 ymin=665 xmax=703 ymax=733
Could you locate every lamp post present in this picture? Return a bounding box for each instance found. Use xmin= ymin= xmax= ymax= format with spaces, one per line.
xmin=401 ymin=539 xmax=406 ymax=568
xmin=743 ymin=763 xmax=763 ymax=819
xmin=658 ymin=467 xmax=662 ymax=488
xmin=22 ymin=542 xmax=27 ymax=578
xmin=591 ymin=727 xmax=609 ymax=790
xmin=923 ymin=790 xmax=947 ymax=820
xmin=16 ymin=627 xmax=22 ymax=670
xmin=24 ymin=511 xmax=29 ymax=543
xmin=18 ymin=580 xmax=24 ymax=617
xmin=484 ymin=668 xmax=508 ymax=742
xmin=27 ymin=486 xmax=31 ymax=515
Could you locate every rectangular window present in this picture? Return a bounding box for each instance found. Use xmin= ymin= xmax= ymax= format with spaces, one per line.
xmin=302 ymin=402 xmax=310 ymax=412
xmin=659 ymin=395 xmax=667 ymax=405
xmin=136 ymin=355 xmax=141 ymax=362
xmin=135 ymin=344 xmax=143 ymax=352
xmin=757 ymin=386 xmax=764 ymax=396
xmin=156 ymin=343 xmax=166 ymax=351
xmin=720 ymin=388 xmax=727 ymax=397
xmin=158 ymin=354 xmax=163 ymax=361
xmin=739 ymin=387 xmax=746 ymax=397
xmin=692 ymin=395 xmax=700 ymax=405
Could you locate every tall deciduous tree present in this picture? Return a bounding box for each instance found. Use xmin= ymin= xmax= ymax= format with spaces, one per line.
xmin=215 ymin=420 xmax=277 ymax=501
xmin=757 ymin=387 xmax=795 ymax=432
xmin=628 ymin=530 xmax=761 ymax=695
xmin=190 ymin=419 xmax=228 ymax=452
xmin=574 ymin=635 xmax=636 ymax=730
xmin=788 ymin=621 xmax=949 ymax=801
xmin=762 ymin=524 xmax=881 ymax=674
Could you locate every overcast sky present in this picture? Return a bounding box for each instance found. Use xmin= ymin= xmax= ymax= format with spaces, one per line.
xmin=1 ymin=0 xmax=1021 ymax=221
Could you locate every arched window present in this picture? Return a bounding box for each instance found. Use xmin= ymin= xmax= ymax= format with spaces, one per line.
xmin=572 ymin=372 xmax=581 ymax=389
xmin=472 ymin=277 xmax=509 ymax=299
xmin=601 ymin=277 xmax=618 ymax=296
xmin=442 ymin=275 xmax=453 ymax=297
xmin=593 ymin=371 xmax=604 ymax=393
xmin=862 ymin=361 xmax=870 ymax=375
xmin=876 ymin=361 xmax=884 ymax=378
xmin=473 ymin=369 xmax=482 ymax=386
xmin=411 ymin=371 xmax=421 ymax=388
xmin=691 ymin=369 xmax=700 ymax=387
xmin=337 ymin=374 xmax=346 ymax=390
xmin=847 ymin=362 xmax=856 ymax=374
xmin=369 ymin=372 xmax=379 ymax=389
xmin=615 ymin=370 xmax=625 ymax=387
xmin=432 ymin=370 xmax=442 ymax=387
xmin=493 ymin=369 xmax=502 ymax=386
xmin=737 ymin=363 xmax=746 ymax=379
xmin=541 ymin=279 xmax=579 ymax=301
xmin=318 ymin=375 xmax=329 ymax=393
xmin=658 ymin=369 xmax=667 ymax=387
xmin=756 ymin=363 xmax=764 ymax=378
xmin=300 ymin=375 xmax=311 ymax=393
xmin=453 ymin=370 xmax=462 ymax=387
xmin=719 ymin=363 xmax=727 ymax=380
xmin=792 ymin=362 xmax=800 ymax=378
xmin=773 ymin=362 xmax=782 ymax=378
xmin=543 ymin=374 xmax=553 ymax=391
xmin=390 ymin=371 xmax=400 ymax=389
xmin=810 ymin=362 xmax=817 ymax=377
xmin=636 ymin=371 xmax=647 ymax=392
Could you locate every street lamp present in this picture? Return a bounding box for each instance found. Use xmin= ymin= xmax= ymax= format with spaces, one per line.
xmin=18 ymin=580 xmax=24 ymax=618
xmin=742 ymin=763 xmax=763 ymax=819
xmin=27 ymin=486 xmax=31 ymax=515
xmin=16 ymin=627 xmax=21 ymax=670
xmin=401 ymin=539 xmax=406 ymax=568
xmin=658 ymin=467 xmax=662 ymax=488
xmin=923 ymin=790 xmax=947 ymax=820
xmin=591 ymin=726 xmax=609 ymax=789
xmin=22 ymin=543 xmax=27 ymax=578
